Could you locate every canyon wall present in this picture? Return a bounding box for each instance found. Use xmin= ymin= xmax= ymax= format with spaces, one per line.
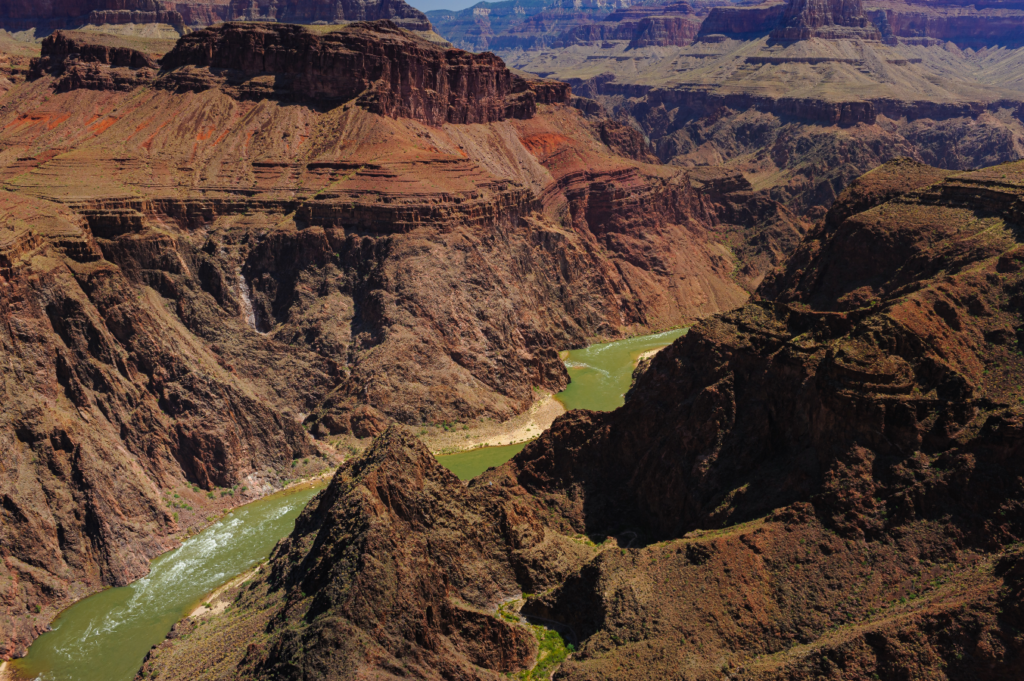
xmin=155 ymin=22 xmax=567 ymax=122
xmin=696 ymin=0 xmax=1024 ymax=46
xmin=0 ymin=22 xmax=747 ymax=657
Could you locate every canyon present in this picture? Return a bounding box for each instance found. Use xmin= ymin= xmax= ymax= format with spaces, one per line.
xmin=495 ymin=4 xmax=1024 ymax=275
xmin=1 ymin=0 xmax=1023 ymax=677
xmin=139 ymin=156 xmax=1024 ymax=679
xmin=0 ymin=20 xmax=746 ymax=659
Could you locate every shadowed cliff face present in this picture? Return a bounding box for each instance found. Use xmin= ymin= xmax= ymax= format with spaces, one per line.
xmin=0 ymin=192 xmax=322 ymax=659
xmin=0 ymin=23 xmax=748 ymax=658
xmin=137 ymin=158 xmax=1024 ymax=681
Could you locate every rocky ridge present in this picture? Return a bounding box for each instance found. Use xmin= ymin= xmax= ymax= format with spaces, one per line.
xmin=139 ymin=427 xmax=589 ymax=680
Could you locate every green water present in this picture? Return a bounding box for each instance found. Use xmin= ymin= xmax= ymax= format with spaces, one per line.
xmin=438 ymin=441 xmax=529 ymax=480
xmin=437 ymin=328 xmax=687 ymax=481
xmin=557 ymin=328 xmax=687 ymax=412
xmin=11 ymin=483 xmax=326 ymax=681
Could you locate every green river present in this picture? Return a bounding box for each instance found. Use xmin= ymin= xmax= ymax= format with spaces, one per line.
xmin=10 ymin=484 xmax=324 ymax=681
xmin=11 ymin=328 xmax=686 ymax=680
xmin=437 ymin=328 xmax=687 ymax=480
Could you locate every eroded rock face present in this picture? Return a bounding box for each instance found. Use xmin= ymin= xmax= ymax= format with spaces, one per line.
xmin=29 ymin=30 xmax=160 ymax=92
xmin=272 ymin=0 xmax=430 ymax=30
xmin=0 ymin=192 xmax=320 ymax=659
xmin=1 ymin=24 xmax=747 ymax=657
xmin=158 ymin=22 xmax=567 ymax=123
xmin=0 ymin=0 xmax=430 ymax=31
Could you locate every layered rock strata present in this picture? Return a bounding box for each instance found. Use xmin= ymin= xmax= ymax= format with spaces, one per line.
xmin=698 ymin=0 xmax=1024 ymax=46
xmin=156 ymin=22 xmax=567 ymax=121
xmin=770 ymin=0 xmax=883 ymax=40
xmin=489 ymin=158 xmax=1024 ymax=678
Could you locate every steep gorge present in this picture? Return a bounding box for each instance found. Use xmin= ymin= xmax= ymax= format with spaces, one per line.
xmin=0 ymin=21 xmax=747 ymax=658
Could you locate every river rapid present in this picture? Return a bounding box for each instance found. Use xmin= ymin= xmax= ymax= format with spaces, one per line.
xmin=10 ymin=483 xmax=324 ymax=681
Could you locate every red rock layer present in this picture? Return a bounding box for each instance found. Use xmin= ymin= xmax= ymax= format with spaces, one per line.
xmin=29 ymin=30 xmax=160 ymax=92
xmin=156 ymin=22 xmax=568 ymax=124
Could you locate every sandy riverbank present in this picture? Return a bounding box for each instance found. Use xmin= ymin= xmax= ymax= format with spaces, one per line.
xmin=189 ymin=566 xmax=262 ymax=620
xmin=424 ymin=390 xmax=566 ymax=455
xmin=636 ymin=348 xmax=661 ymax=363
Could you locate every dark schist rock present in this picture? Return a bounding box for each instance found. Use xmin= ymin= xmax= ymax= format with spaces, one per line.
xmin=136 ymin=427 xmax=591 ymax=680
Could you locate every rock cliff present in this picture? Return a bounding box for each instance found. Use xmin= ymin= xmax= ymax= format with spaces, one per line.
xmin=29 ymin=30 xmax=161 ymax=92
xmin=866 ymin=0 xmax=1024 ymax=49
xmin=0 ymin=191 xmax=322 ymax=659
xmin=156 ymin=22 xmax=567 ymax=123
xmin=771 ymin=0 xmax=883 ymax=40
xmin=489 ymin=158 xmax=1024 ymax=677
xmin=138 ymin=427 xmax=589 ymax=680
